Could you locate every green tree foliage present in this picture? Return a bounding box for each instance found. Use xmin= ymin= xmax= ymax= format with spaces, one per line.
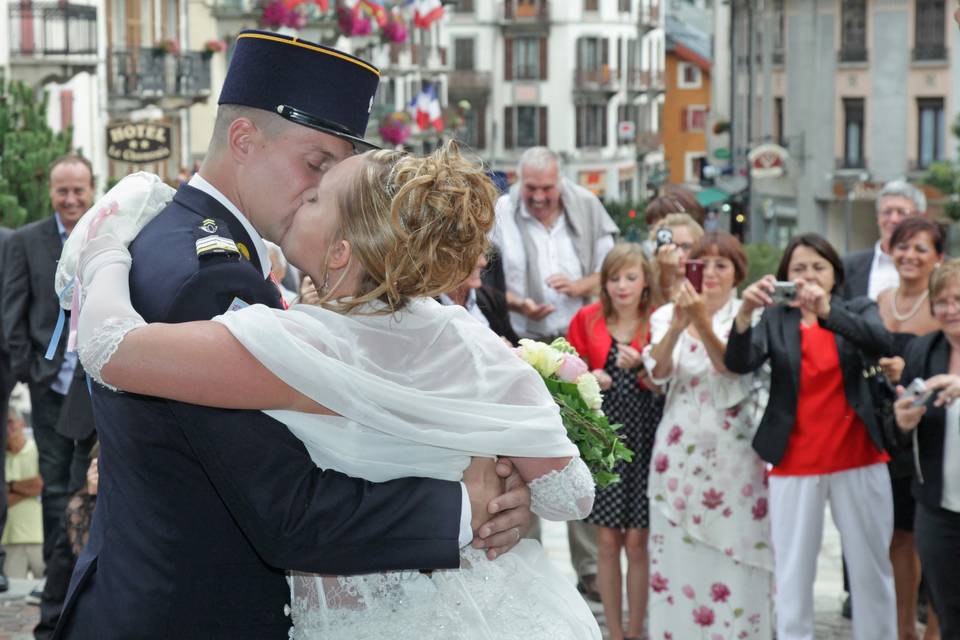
xmin=0 ymin=76 xmax=73 ymax=228
xmin=603 ymin=199 xmax=647 ymax=243
xmin=742 ymin=243 xmax=783 ymax=290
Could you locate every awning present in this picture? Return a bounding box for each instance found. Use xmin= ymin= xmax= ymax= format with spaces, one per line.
xmin=695 ymin=186 xmax=732 ymax=207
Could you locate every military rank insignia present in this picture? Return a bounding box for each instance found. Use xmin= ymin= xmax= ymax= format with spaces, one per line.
xmin=196 ymin=235 xmax=241 ymax=258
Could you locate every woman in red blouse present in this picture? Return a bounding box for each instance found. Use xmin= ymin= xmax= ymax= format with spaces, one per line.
xmin=567 ymin=243 xmax=663 ymax=640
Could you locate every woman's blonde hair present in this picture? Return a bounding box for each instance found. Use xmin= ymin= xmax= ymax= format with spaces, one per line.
xmin=929 ymin=258 xmax=960 ymax=309
xmin=649 ymin=213 xmax=705 ymax=244
xmin=594 ymin=243 xmax=652 ymax=345
xmin=322 ymin=140 xmax=497 ymax=314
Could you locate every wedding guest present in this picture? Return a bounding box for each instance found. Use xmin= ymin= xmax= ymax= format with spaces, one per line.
xmin=643 ymin=185 xmax=706 ymax=228
xmin=644 ymin=231 xmax=773 ymax=639
xmin=725 ymin=233 xmax=897 ymax=640
xmin=439 ymin=255 xmax=518 ymax=346
xmin=3 ymin=406 xmax=44 ymax=579
xmin=876 ymin=218 xmax=943 ymax=640
xmin=650 ymin=213 xmax=704 ymax=305
xmin=567 ymin=243 xmax=663 ymax=640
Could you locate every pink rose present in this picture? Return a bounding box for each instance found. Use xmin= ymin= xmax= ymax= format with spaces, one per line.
xmin=654 ymin=454 xmax=669 ymax=474
xmin=702 ymin=488 xmax=724 ymax=510
xmin=667 ymin=425 xmax=683 ymax=445
xmin=752 ymin=497 xmax=768 ymax=521
xmin=682 ymin=585 xmax=696 ymax=599
xmin=741 ymin=484 xmax=754 ymax=497
xmin=557 ymin=353 xmax=589 ymax=383
xmin=651 ymin=572 xmax=669 ymax=593
xmin=710 ymin=582 xmax=731 ymax=603
xmin=692 ymin=605 xmax=715 ymax=627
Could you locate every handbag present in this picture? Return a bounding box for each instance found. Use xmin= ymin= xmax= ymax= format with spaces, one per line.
xmin=861 ymin=358 xmax=910 ymax=457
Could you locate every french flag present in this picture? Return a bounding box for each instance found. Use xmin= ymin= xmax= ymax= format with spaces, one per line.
xmin=359 ymin=0 xmax=388 ymax=26
xmin=413 ymin=0 xmax=444 ymax=28
xmin=413 ymin=84 xmax=444 ymax=132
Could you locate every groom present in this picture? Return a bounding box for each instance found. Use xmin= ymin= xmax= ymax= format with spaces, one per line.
xmin=54 ymin=31 xmax=532 ymax=638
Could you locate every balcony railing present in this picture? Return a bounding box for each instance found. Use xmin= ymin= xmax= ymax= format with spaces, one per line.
xmin=913 ymin=44 xmax=947 ymax=62
xmin=635 ymin=131 xmax=662 ymax=154
xmin=110 ymin=49 xmax=211 ymax=103
xmin=640 ymin=69 xmax=663 ymax=90
xmin=640 ymin=1 xmax=660 ymax=29
xmin=575 ymin=66 xmax=618 ymax=92
xmin=502 ymin=0 xmax=549 ymax=22
xmin=211 ymin=0 xmax=259 ymax=17
xmin=448 ymin=70 xmax=492 ymax=92
xmin=8 ymin=2 xmax=96 ymax=57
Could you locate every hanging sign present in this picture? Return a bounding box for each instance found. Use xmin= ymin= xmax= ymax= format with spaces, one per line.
xmin=106 ymin=121 xmax=172 ymax=163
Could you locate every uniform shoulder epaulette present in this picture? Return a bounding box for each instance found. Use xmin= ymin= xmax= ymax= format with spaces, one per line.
xmin=193 ymin=217 xmax=241 ymax=260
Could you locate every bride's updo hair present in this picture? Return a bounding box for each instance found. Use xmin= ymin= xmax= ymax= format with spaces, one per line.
xmin=329 ymin=140 xmax=497 ymax=314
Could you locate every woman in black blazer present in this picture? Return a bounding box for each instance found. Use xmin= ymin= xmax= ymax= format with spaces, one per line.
xmin=895 ymin=258 xmax=960 ymax=638
xmin=723 ymin=233 xmax=897 ymax=640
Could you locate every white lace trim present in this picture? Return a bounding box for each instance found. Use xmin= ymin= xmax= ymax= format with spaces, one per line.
xmin=528 ymin=457 xmax=595 ymax=521
xmin=287 ymin=546 xmax=598 ymax=640
xmin=78 ymin=317 xmax=146 ymax=391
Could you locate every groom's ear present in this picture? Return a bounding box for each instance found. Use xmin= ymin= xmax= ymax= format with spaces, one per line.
xmin=228 ymin=118 xmax=259 ymax=164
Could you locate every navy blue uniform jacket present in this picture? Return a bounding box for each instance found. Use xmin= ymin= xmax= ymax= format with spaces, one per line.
xmin=55 ymin=185 xmax=462 ymax=639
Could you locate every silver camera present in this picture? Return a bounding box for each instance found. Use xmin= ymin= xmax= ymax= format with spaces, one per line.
xmin=769 ymin=281 xmax=797 ymax=305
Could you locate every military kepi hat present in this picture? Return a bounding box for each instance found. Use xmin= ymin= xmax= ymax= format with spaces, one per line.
xmin=219 ymin=30 xmax=381 ymax=149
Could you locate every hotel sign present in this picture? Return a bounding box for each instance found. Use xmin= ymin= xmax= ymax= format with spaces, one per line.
xmin=106 ymin=121 xmax=172 ymax=163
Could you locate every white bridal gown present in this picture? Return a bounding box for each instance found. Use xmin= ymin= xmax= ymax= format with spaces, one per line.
xmin=62 ymin=173 xmax=603 ymax=640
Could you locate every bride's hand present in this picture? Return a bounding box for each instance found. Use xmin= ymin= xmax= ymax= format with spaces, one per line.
xmin=471 ymin=458 xmax=532 ymax=560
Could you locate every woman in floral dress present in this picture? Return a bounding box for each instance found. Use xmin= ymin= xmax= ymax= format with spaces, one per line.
xmin=643 ymin=232 xmax=774 ymax=639
xmin=567 ymin=243 xmax=664 ymax=640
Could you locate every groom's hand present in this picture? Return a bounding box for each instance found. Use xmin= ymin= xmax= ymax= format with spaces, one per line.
xmin=463 ymin=457 xmax=505 ymax=539
xmin=472 ymin=458 xmax=532 ymax=560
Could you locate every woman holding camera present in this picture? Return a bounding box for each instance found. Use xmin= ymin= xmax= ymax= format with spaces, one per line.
xmin=894 ymin=258 xmax=960 ymax=638
xmin=724 ymin=233 xmax=897 ymax=640
xmin=644 ymin=231 xmax=773 ymax=640
xmin=876 ymin=217 xmax=943 ymax=640
xmin=650 ymin=213 xmax=704 ymax=305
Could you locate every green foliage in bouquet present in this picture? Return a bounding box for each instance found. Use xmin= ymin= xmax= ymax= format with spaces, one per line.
xmin=516 ymin=338 xmax=634 ymax=489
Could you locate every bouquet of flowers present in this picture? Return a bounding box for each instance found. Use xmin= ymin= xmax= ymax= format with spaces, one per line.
xmin=516 ymin=338 xmax=633 ymax=489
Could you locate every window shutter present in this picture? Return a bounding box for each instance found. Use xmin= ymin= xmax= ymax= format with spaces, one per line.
xmin=539 ymin=106 xmax=548 ymax=146
xmin=478 ymin=103 xmax=486 ymax=149
xmin=504 ymin=106 xmax=514 ymax=149
xmin=576 ymin=106 xmax=583 ymax=147
xmin=680 ymin=107 xmax=688 ymax=131
xmin=601 ymin=38 xmax=609 ymax=67
xmin=539 ymin=37 xmax=548 ymax=80
xmin=602 ymin=106 xmax=608 ymax=146
xmin=617 ymin=38 xmax=623 ymax=79
xmin=60 ymin=89 xmax=74 ymax=130
xmin=504 ymin=37 xmax=514 ymax=80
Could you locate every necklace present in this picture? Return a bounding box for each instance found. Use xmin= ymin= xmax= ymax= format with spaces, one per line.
xmin=890 ymin=287 xmax=929 ymax=322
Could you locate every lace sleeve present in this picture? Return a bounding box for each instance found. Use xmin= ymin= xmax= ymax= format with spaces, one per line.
xmin=528 ymin=458 xmax=595 ymax=521
xmin=78 ymin=317 xmax=146 ymax=391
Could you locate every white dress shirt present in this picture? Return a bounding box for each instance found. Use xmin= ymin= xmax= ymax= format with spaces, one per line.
xmin=189 ymin=175 xmax=475 ymax=544
xmin=867 ymin=241 xmax=900 ymax=301
xmin=941 ymin=402 xmax=960 ymax=512
xmin=51 ymin=213 xmax=78 ymax=395
xmin=439 ymin=290 xmax=490 ymax=329
xmin=492 ymin=199 xmax=614 ymax=337
xmin=188 ymin=174 xmax=272 ymax=279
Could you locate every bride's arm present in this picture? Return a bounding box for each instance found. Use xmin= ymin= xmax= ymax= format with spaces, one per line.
xmin=505 ymin=456 xmax=594 ymax=521
xmin=77 ymin=239 xmax=329 ymax=414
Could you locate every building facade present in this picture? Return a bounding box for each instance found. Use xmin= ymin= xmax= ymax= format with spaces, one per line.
xmin=446 ymin=0 xmax=666 ymax=202
xmin=727 ymin=0 xmax=958 ymax=251
xmin=663 ymin=14 xmax=712 ymax=185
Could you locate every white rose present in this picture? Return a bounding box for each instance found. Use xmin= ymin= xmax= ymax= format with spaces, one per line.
xmin=576 ymin=372 xmax=604 ymax=411
xmin=518 ymin=339 xmax=563 ymax=378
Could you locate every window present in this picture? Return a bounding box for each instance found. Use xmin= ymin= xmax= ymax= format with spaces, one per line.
xmin=576 ymin=104 xmax=608 ymax=147
xmin=840 ymin=0 xmax=867 ymax=62
xmin=457 ymin=102 xmax=486 ymax=149
xmin=578 ymin=37 xmax=604 ymax=71
xmin=914 ymin=0 xmax=946 ymax=61
xmin=454 ymin=0 xmax=473 ymax=12
xmin=843 ymin=98 xmax=865 ymax=168
xmin=584 ymin=0 xmax=598 ymax=11
xmin=918 ymin=98 xmax=944 ymax=168
xmin=681 ymin=105 xmax=708 ymax=132
xmin=617 ymin=104 xmax=639 ymax=145
xmin=514 ymin=37 xmax=540 ymax=79
xmin=677 ymin=62 xmax=702 ymax=89
xmin=504 ymin=105 xmax=547 ymax=148
xmin=685 ymin=152 xmax=708 ymax=183
xmin=454 ymin=38 xmax=474 ymax=71
xmin=618 ymin=0 xmax=631 ymax=11
xmin=774 ymin=97 xmax=784 ymax=145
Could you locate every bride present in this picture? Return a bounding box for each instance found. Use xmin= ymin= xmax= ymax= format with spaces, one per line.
xmin=63 ymin=141 xmax=601 ymax=639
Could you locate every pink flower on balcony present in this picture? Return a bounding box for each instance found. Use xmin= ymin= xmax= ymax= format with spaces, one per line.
xmin=710 ymin=582 xmax=731 ymax=603
xmin=692 ymin=605 xmax=715 ymax=627
xmin=654 ymin=453 xmax=669 ymax=474
xmin=667 ymin=425 xmax=683 ymax=445
xmin=702 ymin=488 xmax=724 ymax=510
xmin=752 ymin=497 xmax=768 ymax=520
xmin=650 ymin=572 xmax=669 ymax=593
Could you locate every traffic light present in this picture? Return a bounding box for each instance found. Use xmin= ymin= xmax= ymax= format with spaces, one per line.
xmin=729 ymin=200 xmax=746 ymax=240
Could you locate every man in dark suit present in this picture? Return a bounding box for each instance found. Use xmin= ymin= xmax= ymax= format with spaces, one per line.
xmin=1 ymin=156 xmax=98 ymax=568
xmin=0 ymin=226 xmax=14 ymax=592
xmin=842 ymin=180 xmax=926 ymax=300
xmin=54 ymin=31 xmax=531 ymax=639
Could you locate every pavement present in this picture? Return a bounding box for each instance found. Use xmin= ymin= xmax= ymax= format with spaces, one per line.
xmin=0 ymin=508 xmax=895 ymax=639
